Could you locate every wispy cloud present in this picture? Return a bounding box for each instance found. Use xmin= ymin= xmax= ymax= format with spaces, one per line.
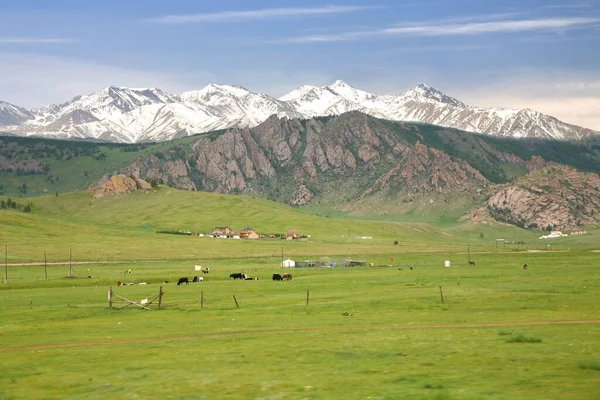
xmin=538 ymin=2 xmax=595 ymax=9
xmin=149 ymin=5 xmax=374 ymax=24
xmin=0 ymin=38 xmax=79 ymax=44
xmin=280 ymin=17 xmax=600 ymax=43
xmin=393 ymin=44 xmax=487 ymax=52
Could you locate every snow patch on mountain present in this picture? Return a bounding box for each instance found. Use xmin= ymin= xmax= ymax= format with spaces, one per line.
xmin=0 ymin=80 xmax=597 ymax=143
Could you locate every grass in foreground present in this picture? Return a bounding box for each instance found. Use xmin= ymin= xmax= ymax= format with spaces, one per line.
xmin=1 ymin=254 xmax=599 ymax=399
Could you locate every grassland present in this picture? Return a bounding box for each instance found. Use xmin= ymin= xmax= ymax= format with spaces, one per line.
xmin=1 ymin=188 xmax=599 ymax=399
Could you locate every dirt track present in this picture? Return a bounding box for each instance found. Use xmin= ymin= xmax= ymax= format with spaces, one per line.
xmin=6 ymin=260 xmax=145 ymax=267
xmin=1 ymin=319 xmax=598 ymax=354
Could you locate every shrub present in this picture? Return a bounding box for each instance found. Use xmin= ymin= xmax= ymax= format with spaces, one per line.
xmin=506 ymin=334 xmax=542 ymax=343
xmin=579 ymin=361 xmax=600 ymax=371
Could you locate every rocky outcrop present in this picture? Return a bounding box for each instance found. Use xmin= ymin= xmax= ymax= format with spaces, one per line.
xmin=86 ymin=112 xmax=599 ymax=229
xmin=464 ymin=164 xmax=600 ymax=230
xmin=364 ymin=142 xmax=489 ymax=197
xmin=87 ymin=174 xmax=152 ymax=198
xmin=290 ymin=184 xmax=314 ymax=206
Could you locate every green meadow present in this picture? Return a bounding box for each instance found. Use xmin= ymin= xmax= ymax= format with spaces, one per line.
xmin=1 ymin=188 xmax=599 ymax=399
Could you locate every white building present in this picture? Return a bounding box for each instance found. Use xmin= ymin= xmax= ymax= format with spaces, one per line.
xmin=281 ymin=259 xmax=296 ymax=268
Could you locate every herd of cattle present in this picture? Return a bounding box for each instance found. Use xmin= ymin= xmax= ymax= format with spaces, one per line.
xmin=175 ymin=272 xmax=292 ymax=285
xmin=117 ymin=268 xmax=293 ymax=286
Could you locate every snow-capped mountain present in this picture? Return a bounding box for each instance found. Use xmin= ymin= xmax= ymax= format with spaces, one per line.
xmin=1 ymin=81 xmax=597 ymax=143
xmin=180 ymin=83 xmax=303 ymax=127
xmin=0 ymin=101 xmax=33 ymax=125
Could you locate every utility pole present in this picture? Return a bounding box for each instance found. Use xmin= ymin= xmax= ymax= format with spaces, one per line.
xmin=4 ymin=246 xmax=7 ymax=284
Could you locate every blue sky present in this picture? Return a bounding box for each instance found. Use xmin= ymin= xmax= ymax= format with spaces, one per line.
xmin=1 ymin=0 xmax=599 ymax=129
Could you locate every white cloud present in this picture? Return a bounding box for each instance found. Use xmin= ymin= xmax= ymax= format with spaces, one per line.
xmin=0 ymin=38 xmax=78 ymax=44
xmin=280 ymin=17 xmax=600 ymax=42
xmin=149 ymin=5 xmax=373 ymax=24
xmin=454 ymin=74 xmax=600 ymax=131
xmin=1 ymin=53 xmax=598 ymax=132
xmin=0 ymin=52 xmax=207 ymax=107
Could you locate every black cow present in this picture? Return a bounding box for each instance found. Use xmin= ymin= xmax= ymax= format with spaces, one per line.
xmin=229 ymin=273 xmax=244 ymax=280
xmin=272 ymin=273 xmax=283 ymax=281
xmin=177 ymin=277 xmax=189 ymax=285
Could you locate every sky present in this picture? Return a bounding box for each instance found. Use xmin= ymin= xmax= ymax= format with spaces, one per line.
xmin=1 ymin=0 xmax=599 ymax=130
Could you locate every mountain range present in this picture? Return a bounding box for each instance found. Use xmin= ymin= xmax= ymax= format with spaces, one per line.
xmin=1 ymin=81 xmax=598 ymax=143
xmin=2 ymin=111 xmax=600 ymax=229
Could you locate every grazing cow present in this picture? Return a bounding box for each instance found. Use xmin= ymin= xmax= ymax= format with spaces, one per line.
xmin=468 ymin=261 xmax=476 ymax=266
xmin=124 ymin=269 xmax=132 ymax=274
xmin=282 ymin=273 xmax=292 ymax=281
xmin=523 ymin=264 xmax=528 ymax=270
xmin=201 ymin=267 xmax=210 ymax=274
xmin=192 ymin=276 xmax=204 ymax=282
xmin=272 ymin=273 xmax=283 ymax=281
xmin=139 ymin=282 xmax=147 ymax=285
xmin=177 ymin=277 xmax=189 ymax=285
xmin=244 ymin=277 xmax=258 ymax=280
xmin=229 ymin=273 xmax=244 ymax=280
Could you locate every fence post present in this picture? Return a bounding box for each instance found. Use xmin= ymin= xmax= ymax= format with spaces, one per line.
xmin=233 ymin=295 xmax=239 ymax=308
xmin=44 ymin=251 xmax=48 ymax=280
xmin=108 ymin=286 xmax=113 ymax=309
xmin=439 ymin=286 xmax=444 ymax=303
xmin=306 ymin=289 xmax=310 ymax=305
xmin=201 ymin=290 xmax=204 ymax=309
xmin=158 ymin=286 xmax=163 ymax=310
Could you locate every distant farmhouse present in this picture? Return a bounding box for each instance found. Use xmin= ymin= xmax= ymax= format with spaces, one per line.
xmin=286 ymin=229 xmax=300 ymax=240
xmin=240 ymin=227 xmax=260 ymax=240
xmin=207 ymin=226 xmax=303 ymax=240
xmin=211 ymin=226 xmax=231 ymax=237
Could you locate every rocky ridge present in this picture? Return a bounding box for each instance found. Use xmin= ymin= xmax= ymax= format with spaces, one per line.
xmin=92 ymin=112 xmax=600 ymax=230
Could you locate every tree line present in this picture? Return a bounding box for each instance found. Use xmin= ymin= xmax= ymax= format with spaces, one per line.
xmin=0 ymin=197 xmax=33 ymax=212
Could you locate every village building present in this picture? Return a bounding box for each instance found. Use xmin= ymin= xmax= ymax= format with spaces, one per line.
xmin=281 ymin=258 xmax=296 ymax=267
xmin=240 ymin=227 xmax=259 ymax=239
xmin=286 ymin=229 xmax=300 ymax=240
xmin=211 ymin=226 xmax=231 ymax=237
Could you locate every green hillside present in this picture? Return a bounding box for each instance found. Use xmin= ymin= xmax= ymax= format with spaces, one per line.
xmin=1 ymin=119 xmax=599 ymax=199
xmin=1 ymin=187 xmax=577 ymax=264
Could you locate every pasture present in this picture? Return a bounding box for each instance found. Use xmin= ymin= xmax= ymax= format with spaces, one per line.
xmin=1 ymin=189 xmax=599 ymax=399
xmin=1 ymin=252 xmax=599 ymax=399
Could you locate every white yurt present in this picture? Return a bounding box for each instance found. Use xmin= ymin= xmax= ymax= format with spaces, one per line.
xmin=281 ymin=259 xmax=296 ymax=268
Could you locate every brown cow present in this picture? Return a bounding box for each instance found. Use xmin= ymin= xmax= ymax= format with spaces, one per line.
xmin=282 ymin=273 xmax=292 ymax=281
